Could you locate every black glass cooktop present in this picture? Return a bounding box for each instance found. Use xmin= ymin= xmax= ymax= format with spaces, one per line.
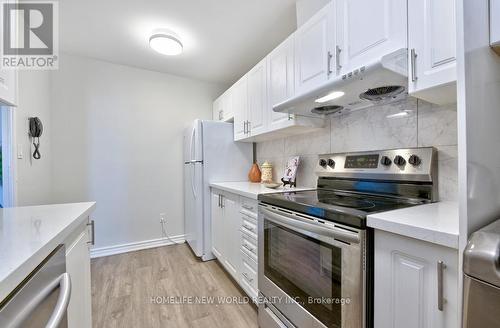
xmin=258 ymin=189 xmax=425 ymax=228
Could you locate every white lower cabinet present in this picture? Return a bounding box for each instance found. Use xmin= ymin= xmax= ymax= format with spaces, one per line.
xmin=211 ymin=189 xmax=258 ymax=300
xmin=374 ymin=230 xmax=458 ymax=328
xmin=65 ymin=220 xmax=92 ymax=328
xmin=211 ymin=190 xmax=240 ymax=279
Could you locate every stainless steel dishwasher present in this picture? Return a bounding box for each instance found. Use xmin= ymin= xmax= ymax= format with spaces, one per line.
xmin=463 ymin=219 xmax=500 ymax=328
xmin=0 ymin=245 xmax=71 ymax=328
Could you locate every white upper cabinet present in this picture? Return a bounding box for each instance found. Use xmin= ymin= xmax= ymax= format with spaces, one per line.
xmin=213 ymin=88 xmax=234 ymax=122
xmin=212 ymin=97 xmax=223 ymax=121
xmin=408 ymin=0 xmax=457 ymax=104
xmin=247 ymin=58 xmax=268 ymax=136
xmin=294 ymin=1 xmax=336 ymax=95
xmin=268 ymin=34 xmax=295 ymax=128
xmin=335 ymin=0 xmax=407 ymax=74
xmin=232 ymin=76 xmax=248 ymax=141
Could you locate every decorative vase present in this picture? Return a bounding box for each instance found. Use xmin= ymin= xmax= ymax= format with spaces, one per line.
xmin=248 ymin=163 xmax=262 ymax=183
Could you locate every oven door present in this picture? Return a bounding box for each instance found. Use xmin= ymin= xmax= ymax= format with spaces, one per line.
xmin=258 ymin=204 xmax=365 ymax=328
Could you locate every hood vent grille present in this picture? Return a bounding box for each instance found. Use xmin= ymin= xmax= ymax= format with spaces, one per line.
xmin=311 ymin=105 xmax=344 ymax=115
xmin=359 ymin=85 xmax=405 ymax=102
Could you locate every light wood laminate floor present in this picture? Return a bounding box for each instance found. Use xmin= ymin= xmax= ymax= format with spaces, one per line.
xmin=91 ymin=244 xmax=258 ymax=328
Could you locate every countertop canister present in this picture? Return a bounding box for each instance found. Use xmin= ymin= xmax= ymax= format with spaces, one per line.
xmin=261 ymin=161 xmax=273 ymax=183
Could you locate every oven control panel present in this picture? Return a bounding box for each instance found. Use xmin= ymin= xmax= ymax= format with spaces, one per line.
xmin=317 ymin=147 xmax=436 ymax=182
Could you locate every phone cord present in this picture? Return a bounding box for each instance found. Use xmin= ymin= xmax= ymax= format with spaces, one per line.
xmin=33 ymin=137 xmax=41 ymax=159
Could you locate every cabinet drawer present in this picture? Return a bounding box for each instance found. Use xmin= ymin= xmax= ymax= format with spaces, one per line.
xmin=241 ymin=257 xmax=258 ymax=291
xmin=241 ymin=218 xmax=258 ymax=239
xmin=240 ymin=197 xmax=258 ymax=215
xmin=241 ymin=235 xmax=258 ymax=261
xmin=240 ymin=274 xmax=258 ymax=301
xmin=241 ymin=247 xmax=257 ymax=271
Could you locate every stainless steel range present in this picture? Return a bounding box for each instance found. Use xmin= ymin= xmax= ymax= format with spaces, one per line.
xmin=258 ymin=147 xmax=437 ymax=328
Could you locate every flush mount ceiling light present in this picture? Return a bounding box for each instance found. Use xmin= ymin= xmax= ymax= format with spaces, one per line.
xmin=149 ymin=32 xmax=183 ymax=56
xmin=315 ymin=91 xmax=345 ymax=103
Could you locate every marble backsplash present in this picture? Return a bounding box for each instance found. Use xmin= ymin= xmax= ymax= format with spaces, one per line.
xmin=256 ymin=98 xmax=458 ymax=201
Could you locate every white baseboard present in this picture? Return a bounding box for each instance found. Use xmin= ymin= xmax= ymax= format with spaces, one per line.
xmin=90 ymin=234 xmax=186 ymax=258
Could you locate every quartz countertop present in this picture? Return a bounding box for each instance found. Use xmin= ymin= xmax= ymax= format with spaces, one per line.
xmin=0 ymin=202 xmax=96 ymax=302
xmin=209 ymin=181 xmax=314 ymax=200
xmin=367 ymin=201 xmax=459 ymax=249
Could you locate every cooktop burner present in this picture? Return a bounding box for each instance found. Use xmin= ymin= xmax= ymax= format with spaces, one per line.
xmin=259 ymin=189 xmax=425 ymax=228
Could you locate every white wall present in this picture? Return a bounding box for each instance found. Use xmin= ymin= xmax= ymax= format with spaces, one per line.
xmin=295 ymin=0 xmax=331 ymax=26
xmin=257 ymin=98 xmax=458 ymax=201
xmin=16 ymin=71 xmax=53 ymax=206
xmin=50 ymin=53 xmax=225 ymax=249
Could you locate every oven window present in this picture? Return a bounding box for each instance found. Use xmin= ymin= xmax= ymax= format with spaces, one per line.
xmin=264 ymin=219 xmax=342 ymax=328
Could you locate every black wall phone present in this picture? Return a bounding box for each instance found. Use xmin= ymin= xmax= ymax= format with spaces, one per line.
xmin=29 ymin=117 xmax=43 ymax=159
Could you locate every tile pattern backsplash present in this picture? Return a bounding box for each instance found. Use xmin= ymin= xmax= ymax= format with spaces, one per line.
xmin=256 ymin=98 xmax=458 ymax=201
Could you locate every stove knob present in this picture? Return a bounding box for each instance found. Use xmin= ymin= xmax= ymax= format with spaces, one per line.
xmin=394 ymin=155 xmax=406 ymax=166
xmin=327 ymin=159 xmax=335 ymax=168
xmin=319 ymin=159 xmax=327 ymax=167
xmin=380 ymin=156 xmax=392 ymax=166
xmin=408 ymin=154 xmax=421 ymax=166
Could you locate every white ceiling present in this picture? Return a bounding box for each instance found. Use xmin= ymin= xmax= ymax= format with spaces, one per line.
xmin=59 ymin=0 xmax=297 ymax=85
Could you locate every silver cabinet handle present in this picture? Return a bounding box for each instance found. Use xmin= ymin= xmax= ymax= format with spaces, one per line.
xmin=242 ymin=224 xmax=254 ymax=232
xmin=242 ymin=243 xmax=255 ymax=253
xmin=243 ymin=121 xmax=247 ymax=134
xmin=327 ymin=51 xmax=333 ymax=76
xmin=242 ymin=272 xmax=254 ymax=282
xmin=336 ymin=46 xmax=342 ymax=72
xmin=241 ymin=204 xmax=254 ymax=211
xmin=220 ymin=195 xmax=224 ymax=208
xmin=12 ymin=273 xmax=72 ymax=328
xmin=247 ymin=121 xmax=251 ymax=134
xmin=410 ymin=48 xmax=418 ymax=82
xmin=218 ymin=110 xmax=223 ymax=120
xmin=437 ymin=260 xmax=446 ymax=311
xmin=218 ymin=194 xmax=222 ymax=208
xmin=87 ymin=220 xmax=95 ymax=245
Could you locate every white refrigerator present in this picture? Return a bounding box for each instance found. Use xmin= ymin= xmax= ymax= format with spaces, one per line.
xmin=184 ymin=119 xmax=252 ymax=261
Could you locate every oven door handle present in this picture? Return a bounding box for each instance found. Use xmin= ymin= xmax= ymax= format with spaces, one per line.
xmin=260 ymin=207 xmax=360 ymax=244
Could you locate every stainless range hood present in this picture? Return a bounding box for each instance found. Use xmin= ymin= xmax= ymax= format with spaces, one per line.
xmin=273 ymin=48 xmax=408 ymax=117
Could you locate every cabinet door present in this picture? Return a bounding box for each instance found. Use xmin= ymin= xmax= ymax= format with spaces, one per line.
xmin=211 ymin=192 xmax=224 ymax=260
xmin=213 ymin=97 xmax=223 ymax=121
xmin=268 ymin=34 xmax=295 ymax=129
xmin=66 ymin=227 xmax=92 ymax=328
xmin=232 ymin=76 xmax=248 ymax=141
xmin=221 ymin=193 xmax=240 ymax=279
xmin=408 ymin=0 xmax=457 ymax=102
xmin=247 ymin=58 xmax=268 ymax=136
xmin=221 ymin=88 xmax=233 ymax=121
xmin=336 ymin=0 xmax=407 ymax=74
xmin=374 ymin=230 xmax=458 ymax=328
xmin=294 ymin=1 xmax=336 ymax=95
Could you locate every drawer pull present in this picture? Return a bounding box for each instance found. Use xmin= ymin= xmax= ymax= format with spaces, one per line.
xmin=242 ymin=272 xmax=254 ymax=282
xmin=242 ymin=243 xmax=256 ymax=253
xmin=242 ymin=224 xmax=255 ymax=232
xmin=242 ymin=204 xmax=254 ymax=211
